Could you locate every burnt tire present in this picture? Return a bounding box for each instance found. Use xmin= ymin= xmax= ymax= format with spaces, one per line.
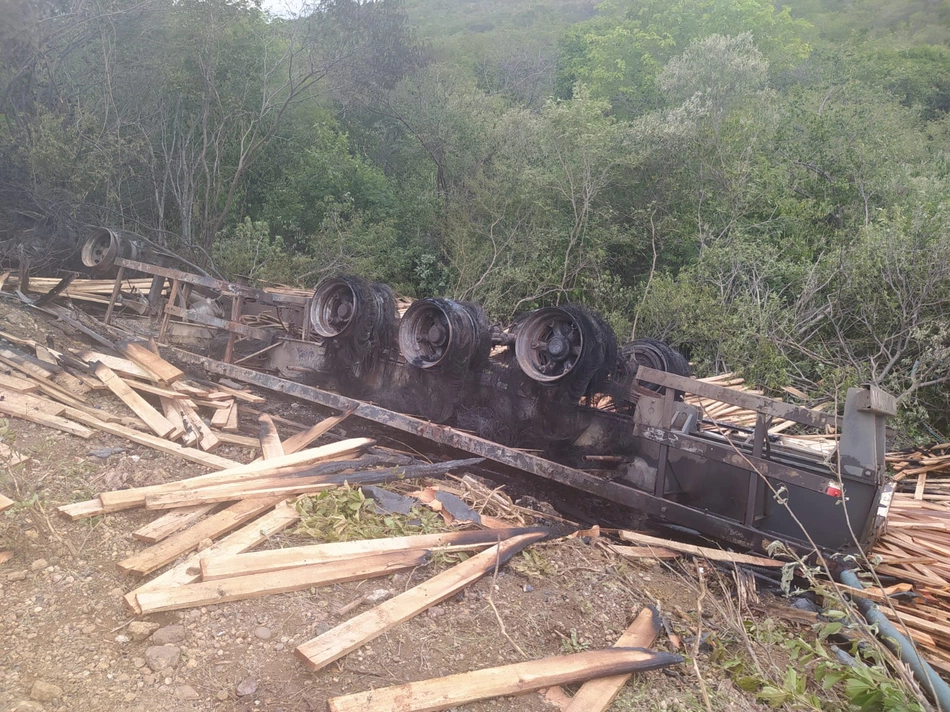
xmin=398 ymin=298 xmax=491 ymax=375
xmin=513 ymin=305 xmax=617 ymax=402
xmin=621 ymin=337 xmax=691 ymax=396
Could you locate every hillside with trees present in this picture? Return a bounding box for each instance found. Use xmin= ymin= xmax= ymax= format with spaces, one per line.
xmin=0 ymin=0 xmax=948 ymax=436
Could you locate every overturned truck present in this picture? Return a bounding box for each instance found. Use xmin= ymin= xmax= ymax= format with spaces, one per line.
xmin=80 ymin=228 xmax=897 ymax=557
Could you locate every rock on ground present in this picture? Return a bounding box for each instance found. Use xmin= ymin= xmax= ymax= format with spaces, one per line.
xmin=144 ymin=645 xmax=181 ymax=672
xmin=150 ymin=624 xmax=185 ymax=645
xmin=30 ymin=681 xmax=62 ymax=702
xmin=128 ymin=621 xmax=161 ymax=642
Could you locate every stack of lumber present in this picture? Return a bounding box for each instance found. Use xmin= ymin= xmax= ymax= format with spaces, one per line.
xmin=0 ymin=274 xmax=155 ymax=313
xmin=887 ymin=443 xmax=950 ymax=483
xmin=683 ymin=373 xmax=839 ymax=456
xmin=686 ymin=373 xmax=794 ymax=434
xmin=868 ymin=443 xmax=950 ymax=676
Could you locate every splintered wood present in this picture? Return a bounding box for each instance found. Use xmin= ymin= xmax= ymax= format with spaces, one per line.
xmin=871 ymin=442 xmax=950 ymax=676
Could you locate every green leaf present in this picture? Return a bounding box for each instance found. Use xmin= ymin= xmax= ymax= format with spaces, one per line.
xmin=735 ymin=675 xmax=761 ymax=693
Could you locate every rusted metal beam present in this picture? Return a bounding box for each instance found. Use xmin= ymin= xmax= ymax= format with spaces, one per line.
xmin=163 ymin=305 xmax=270 ymax=341
xmin=113 ymin=257 xmax=307 ymax=306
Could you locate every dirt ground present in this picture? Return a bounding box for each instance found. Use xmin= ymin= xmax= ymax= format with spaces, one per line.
xmin=0 ymin=302 xmax=782 ymax=712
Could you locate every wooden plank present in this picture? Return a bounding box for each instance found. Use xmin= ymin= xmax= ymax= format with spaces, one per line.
xmin=564 ymin=607 xmax=662 ymax=712
xmin=132 ymin=504 xmax=218 ymax=543
xmin=0 ymin=393 xmax=94 ymax=438
xmin=56 ymin=499 xmax=105 ymax=520
xmin=0 ymin=347 xmax=60 ymax=379
xmin=125 ymin=379 xmax=189 ymax=401
xmin=618 ymin=531 xmax=784 ymax=568
xmin=257 ymin=413 xmax=283 ymax=460
xmin=92 ymin=362 xmax=176 ymax=438
xmin=326 ymin=648 xmax=683 ymax=712
xmin=75 ymin=350 xmax=152 ymax=380
xmin=0 ymin=389 xmax=65 ymax=415
xmin=214 ymin=430 xmax=260 ymax=449
xmin=117 ymin=341 xmax=184 ymax=383
xmin=0 ymin=372 xmax=39 ymax=392
xmin=144 ymin=456 xmax=481 ymax=510
xmin=136 ymin=549 xmax=428 ymax=614
xmin=607 ymin=544 xmax=682 ymax=561
xmin=124 ymin=501 xmax=300 ymax=613
xmin=66 ymin=412 xmax=239 ymax=471
xmin=277 ymin=407 xmax=356 ymax=456
xmin=159 ymin=397 xmax=188 ymax=443
xmin=0 ymin=493 xmax=14 ymax=513
xmin=144 ymin=476 xmax=340 ymax=509
xmin=210 ymin=400 xmax=235 ymax=429
xmin=295 ymin=532 xmax=546 ymax=672
xmin=162 ymin=398 xmax=195 ymax=446
xmin=201 ymin=527 xmax=547 ymax=581
xmin=0 ymin=354 xmax=87 ymax=406
xmin=98 ymin=437 xmax=370 ymax=512
xmin=224 ymin=397 xmax=239 ymax=432
xmin=117 ymin=497 xmax=283 ymax=576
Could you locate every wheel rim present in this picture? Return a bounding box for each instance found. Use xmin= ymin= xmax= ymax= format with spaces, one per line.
xmin=310 ymin=278 xmax=360 ymax=338
xmin=514 ymin=307 xmax=585 ymax=383
xmin=398 ymin=299 xmax=456 ymax=368
xmin=80 ymin=228 xmax=118 ymax=270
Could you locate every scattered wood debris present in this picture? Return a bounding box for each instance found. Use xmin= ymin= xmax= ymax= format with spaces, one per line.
xmin=7 ymin=286 xmax=946 ymax=704
xmin=870 ymin=443 xmax=950 ymax=676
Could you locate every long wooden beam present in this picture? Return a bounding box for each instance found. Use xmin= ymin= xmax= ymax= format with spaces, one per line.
xmin=98 ymin=438 xmax=371 ymax=512
xmin=135 ymin=550 xmax=428 ymax=614
xmin=326 ymin=648 xmax=683 ymax=712
xmin=143 ymin=457 xmax=483 ymax=509
xmin=201 ymin=527 xmax=547 ymax=581
xmin=114 ymin=256 xmax=308 ymax=306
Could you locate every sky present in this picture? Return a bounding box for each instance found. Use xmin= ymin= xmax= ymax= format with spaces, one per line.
xmin=259 ymin=0 xmax=307 ymax=17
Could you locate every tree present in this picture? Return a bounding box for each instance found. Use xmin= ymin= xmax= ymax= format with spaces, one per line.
xmin=557 ymin=0 xmax=810 ymax=116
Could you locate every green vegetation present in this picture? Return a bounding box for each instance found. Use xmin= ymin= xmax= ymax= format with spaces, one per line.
xmin=294 ymin=485 xmax=446 ymax=542
xmin=1 ymin=0 xmax=949 ymax=432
